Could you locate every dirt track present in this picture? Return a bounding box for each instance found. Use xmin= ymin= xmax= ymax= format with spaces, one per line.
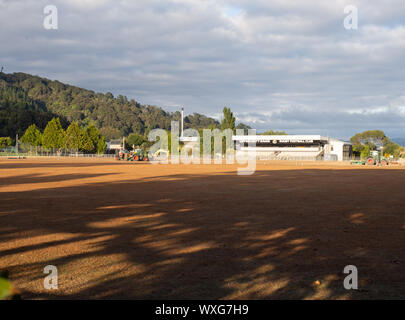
xmin=1 ymin=158 xmax=405 ymax=299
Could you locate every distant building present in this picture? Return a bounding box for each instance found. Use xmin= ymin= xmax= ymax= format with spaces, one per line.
xmin=107 ymin=139 xmax=122 ymax=150
xmin=233 ymin=135 xmax=352 ymax=161
xmin=177 ymin=108 xmax=352 ymax=161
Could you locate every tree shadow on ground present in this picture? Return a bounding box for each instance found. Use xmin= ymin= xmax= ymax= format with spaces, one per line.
xmin=0 ymin=161 xmax=130 ymax=170
xmin=1 ymin=166 xmax=405 ymax=299
xmin=0 ymin=173 xmax=115 ymax=186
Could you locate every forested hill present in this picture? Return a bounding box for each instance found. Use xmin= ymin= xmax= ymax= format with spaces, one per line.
xmin=0 ymin=72 xmax=219 ymax=139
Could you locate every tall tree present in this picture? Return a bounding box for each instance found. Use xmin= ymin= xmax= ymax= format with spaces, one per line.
xmin=0 ymin=137 xmax=12 ymax=148
xmin=221 ymin=107 xmax=236 ymax=132
xmin=21 ymin=124 xmax=42 ymax=146
xmin=42 ymin=118 xmax=65 ymax=150
xmin=64 ymin=122 xmax=82 ymax=151
xmin=85 ymin=124 xmax=106 ymax=153
xmin=80 ymin=130 xmax=95 ymax=152
xmin=350 ymin=130 xmax=389 ymax=152
xmin=96 ymin=137 xmax=107 ymax=154
xmin=350 ymin=130 xmax=404 ymax=157
xmin=127 ymin=133 xmax=146 ymax=149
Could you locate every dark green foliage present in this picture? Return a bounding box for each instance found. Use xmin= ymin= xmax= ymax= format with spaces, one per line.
xmin=21 ymin=124 xmax=42 ymax=146
xmin=20 ymin=119 xmax=106 ymax=153
xmin=221 ymin=107 xmax=236 ymax=131
xmin=85 ymin=124 xmax=106 ymax=154
xmin=80 ymin=130 xmax=95 ymax=153
xmin=0 ymin=72 xmax=219 ymax=140
xmin=0 ymin=270 xmax=20 ymax=300
xmin=184 ymin=113 xmax=219 ymax=130
xmin=236 ymin=122 xmax=251 ymax=130
xmin=350 ymin=130 xmax=403 ymax=157
xmin=0 ymin=84 xmax=67 ymax=138
xmin=350 ymin=130 xmax=388 ymax=151
xmin=384 ymin=141 xmax=400 ymax=156
xmin=0 ymin=277 xmax=12 ymax=300
xmin=235 ymin=122 xmax=252 ymax=134
xmin=63 ymin=121 xmax=99 ymax=153
xmin=0 ymin=137 xmax=12 ymax=148
xmin=127 ymin=133 xmax=146 ymax=149
xmin=42 ymin=117 xmax=65 ymax=150
xmin=261 ymin=130 xmax=287 ymax=135
xmin=96 ymin=137 xmax=107 ymax=154
xmin=64 ymin=122 xmax=82 ymax=151
xmin=360 ymin=144 xmax=371 ymax=159
xmin=0 ymin=270 xmax=11 ymax=300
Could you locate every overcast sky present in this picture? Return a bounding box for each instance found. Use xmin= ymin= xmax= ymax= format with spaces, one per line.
xmin=1 ymin=0 xmax=405 ymax=139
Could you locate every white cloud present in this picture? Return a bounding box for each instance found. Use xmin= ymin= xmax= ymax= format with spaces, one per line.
xmin=1 ymin=0 xmax=405 ymax=138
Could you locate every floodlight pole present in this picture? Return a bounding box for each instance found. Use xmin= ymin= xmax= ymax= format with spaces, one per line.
xmin=181 ymin=107 xmax=184 ymax=138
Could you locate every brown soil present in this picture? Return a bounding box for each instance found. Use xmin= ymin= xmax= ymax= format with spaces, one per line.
xmin=1 ymin=158 xmax=405 ymax=299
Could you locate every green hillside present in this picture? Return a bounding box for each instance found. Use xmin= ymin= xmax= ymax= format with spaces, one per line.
xmin=0 ymin=72 xmax=219 ymax=139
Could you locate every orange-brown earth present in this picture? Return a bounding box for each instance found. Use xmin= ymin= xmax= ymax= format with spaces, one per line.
xmin=1 ymin=158 xmax=405 ymax=299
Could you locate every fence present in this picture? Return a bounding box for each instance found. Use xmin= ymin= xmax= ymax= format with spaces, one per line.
xmin=0 ymin=144 xmax=115 ymax=158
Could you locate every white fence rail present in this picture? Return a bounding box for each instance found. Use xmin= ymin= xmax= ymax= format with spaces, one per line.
xmin=0 ymin=151 xmax=116 ymax=158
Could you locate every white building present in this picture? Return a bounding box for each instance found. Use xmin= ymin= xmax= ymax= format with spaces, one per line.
xmin=233 ymin=135 xmax=352 ymax=161
xmin=107 ymin=139 xmax=123 ymax=150
xmin=177 ymin=108 xmax=352 ymax=161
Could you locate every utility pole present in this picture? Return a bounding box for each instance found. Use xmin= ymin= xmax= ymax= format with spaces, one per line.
xmin=181 ymin=107 xmax=184 ymax=138
xmin=15 ymin=133 xmax=19 ymax=157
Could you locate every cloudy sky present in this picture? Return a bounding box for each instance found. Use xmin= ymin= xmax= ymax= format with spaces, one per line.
xmin=1 ymin=0 xmax=405 ymax=139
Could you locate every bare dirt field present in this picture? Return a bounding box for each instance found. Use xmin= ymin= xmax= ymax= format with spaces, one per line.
xmin=1 ymin=158 xmax=405 ymax=299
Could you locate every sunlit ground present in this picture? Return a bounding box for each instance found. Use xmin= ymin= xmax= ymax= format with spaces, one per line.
xmin=1 ymin=158 xmax=405 ymax=299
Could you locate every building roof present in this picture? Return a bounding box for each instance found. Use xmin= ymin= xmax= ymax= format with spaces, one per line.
xmin=179 ymin=134 xmax=352 ymax=145
xmin=233 ymin=135 xmax=352 ymax=145
xmin=232 ymin=135 xmax=329 ymax=142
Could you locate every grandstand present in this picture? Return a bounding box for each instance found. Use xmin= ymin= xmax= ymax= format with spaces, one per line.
xmin=233 ymin=135 xmax=352 ymax=161
xmin=178 ymin=108 xmax=352 ymax=161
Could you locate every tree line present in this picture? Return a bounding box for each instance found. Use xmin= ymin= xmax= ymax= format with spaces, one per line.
xmin=2 ymin=70 xmax=403 ymax=158
xmin=123 ymin=107 xmax=251 ymax=150
xmin=0 ymin=72 xmax=219 ymax=140
xmin=350 ymin=130 xmax=404 ymax=158
xmin=17 ymin=118 xmax=106 ymax=153
xmin=0 ymin=84 xmax=69 ymax=138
